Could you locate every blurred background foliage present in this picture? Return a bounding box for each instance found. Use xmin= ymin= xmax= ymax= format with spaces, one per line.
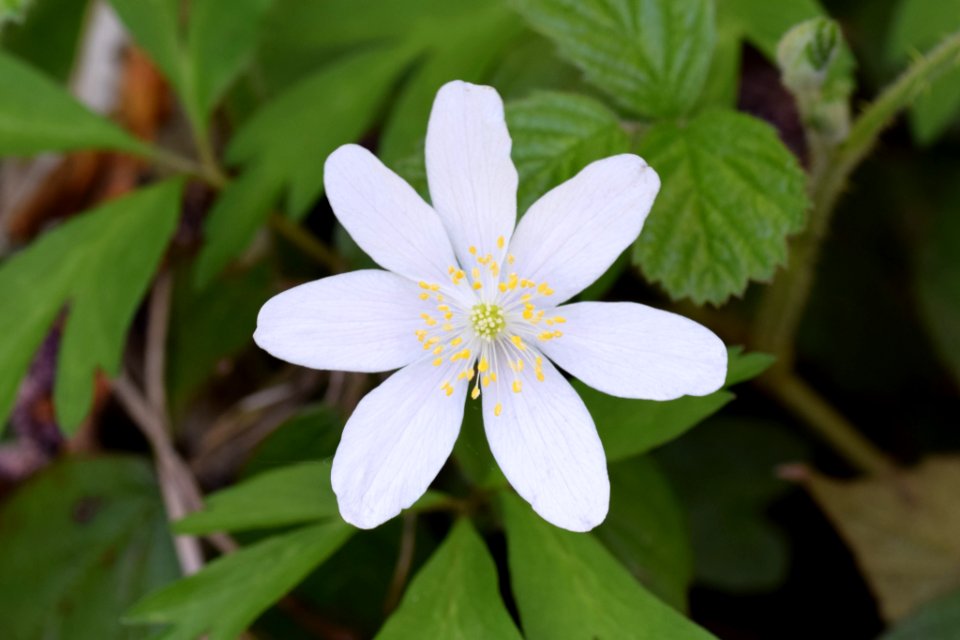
xmin=0 ymin=0 xmax=959 ymax=638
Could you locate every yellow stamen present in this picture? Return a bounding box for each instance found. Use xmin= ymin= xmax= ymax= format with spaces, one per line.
xmin=512 ymin=380 xmax=522 ymax=393
xmin=419 ymin=292 xmax=430 ymax=300
xmin=471 ymin=386 xmax=480 ymax=400
xmin=497 ymin=236 xmax=505 ymax=249
xmin=433 ymin=357 xmax=443 ymax=366
xmin=511 ymin=335 xmax=526 ymax=350
xmin=494 ymin=402 xmax=503 ymax=416
xmin=478 ymin=358 xmax=489 ymax=373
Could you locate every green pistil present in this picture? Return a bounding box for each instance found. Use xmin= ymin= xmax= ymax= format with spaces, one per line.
xmin=470 ymin=303 xmax=505 ymax=340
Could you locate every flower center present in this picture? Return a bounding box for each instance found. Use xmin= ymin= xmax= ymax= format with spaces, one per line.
xmin=470 ymin=303 xmax=506 ymax=340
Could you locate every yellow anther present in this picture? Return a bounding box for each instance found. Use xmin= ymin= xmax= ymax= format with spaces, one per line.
xmin=473 ymin=282 xmax=483 ymax=290
xmin=507 ymin=273 xmax=519 ymax=290
xmin=471 ymin=267 xmax=480 ymax=280
xmin=553 ymin=316 xmax=566 ymax=324
xmin=521 ymin=279 xmax=535 ymax=288
xmin=536 ymin=356 xmax=543 ymax=367
xmin=508 ymin=360 xmax=517 ymax=372
xmin=471 ymin=386 xmax=481 ymax=400
xmin=490 ymin=262 xmax=500 ymax=277
xmin=553 ymin=330 xmax=563 ymax=338
xmin=424 ymin=337 xmax=439 ymax=347
xmin=516 ymin=359 xmax=524 ymax=371
xmin=469 ymin=246 xmax=477 ymax=255
xmin=445 ymin=386 xmax=454 ymax=397
xmin=433 ymin=357 xmax=443 ymax=367
xmin=507 ymin=254 xmax=515 ymax=264
xmin=419 ymin=281 xmax=430 ymax=290
xmin=538 ymin=282 xmax=554 ymax=296
xmin=497 ymin=235 xmax=505 ymax=249
xmin=437 ymin=304 xmax=450 ymax=312
xmin=522 ymin=309 xmax=534 ymax=321
xmin=536 ymin=370 xmax=545 ymax=382
xmin=448 ymin=266 xmax=456 ymax=275
xmin=436 ymin=294 xmax=444 ymax=302
xmin=490 ymin=371 xmax=498 ymax=382
xmin=451 ymin=337 xmax=463 ymax=346
xmin=433 ymin=346 xmax=443 ymax=355
xmin=442 ymin=323 xmax=453 ymax=332
xmin=512 ymin=380 xmax=522 ymax=393
xmin=444 ymin=312 xmax=453 ymax=320
xmin=482 ymin=374 xmax=491 ymax=387
xmin=494 ymin=402 xmax=503 ymax=417
xmin=478 ymin=358 xmax=489 ymax=373
xmin=511 ymin=335 xmax=526 ymax=350
xmin=451 ymin=348 xmax=472 ymax=362
xmin=499 ymin=282 xmax=509 ymax=293
xmin=419 ymin=292 xmax=430 ymax=300
xmin=415 ymin=329 xmax=427 ymax=341
xmin=538 ymin=331 xmax=555 ymax=341
xmin=478 ymin=254 xmax=490 ymax=265
xmin=521 ymin=293 xmax=532 ymax=302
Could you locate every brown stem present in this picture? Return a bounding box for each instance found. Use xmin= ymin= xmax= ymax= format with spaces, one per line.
xmin=383 ymin=513 xmax=418 ymax=615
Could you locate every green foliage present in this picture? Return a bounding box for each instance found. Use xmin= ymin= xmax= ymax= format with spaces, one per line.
xmin=376 ymin=520 xmax=522 ymax=639
xmin=127 ymin=522 xmax=354 ymax=640
xmin=243 ymin=405 xmax=344 ymax=476
xmin=584 ymin=347 xmax=773 ymax=461
xmin=880 ymin=588 xmax=960 ymax=639
xmin=501 ymin=492 xmax=717 ymax=639
xmin=0 ymin=181 xmax=182 ymax=431
xmin=507 ymin=91 xmax=631 ymax=212
xmin=657 ymin=418 xmax=807 ymax=592
xmin=0 ymin=457 xmax=179 ymax=639
xmin=887 ymin=0 xmax=960 ymax=144
xmin=514 ymin=0 xmax=715 ymax=119
xmin=595 ymin=456 xmax=694 ymax=611
xmin=634 ymin=110 xmax=809 ymax=304
xmin=175 ymin=461 xmax=337 ymax=534
xmin=0 ymin=50 xmax=148 ymax=156
xmin=0 ymin=0 xmax=89 ymax=82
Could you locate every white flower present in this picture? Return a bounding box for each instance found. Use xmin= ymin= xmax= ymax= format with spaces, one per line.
xmin=254 ymin=81 xmax=727 ymax=532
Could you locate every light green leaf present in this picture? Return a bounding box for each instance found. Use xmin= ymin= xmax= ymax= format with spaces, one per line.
xmin=514 ymin=0 xmax=715 ymax=119
xmin=595 ymin=457 xmax=694 ymax=611
xmin=633 ymin=109 xmax=808 ymax=304
xmin=584 ymin=346 xmax=770 ymax=461
xmin=723 ymin=0 xmax=825 ymax=57
xmin=0 ymin=180 xmax=183 ymax=432
xmin=887 ymin=0 xmax=960 ymax=144
xmin=1 ymin=0 xmax=90 ymax=82
xmin=126 ymin=522 xmax=354 ymax=640
xmin=175 ymin=461 xmax=337 ymax=535
xmin=0 ymin=456 xmax=179 ymax=640
xmin=501 ymin=492 xmax=717 ymax=640
xmin=880 ymin=588 xmax=960 ymax=639
xmin=376 ymin=520 xmax=522 ymax=639
xmin=0 ymin=50 xmax=148 ymax=155
xmin=107 ymin=0 xmax=183 ymax=89
xmin=657 ymin=418 xmax=807 ymax=593
xmin=508 ymin=91 xmax=631 ymax=212
xmin=0 ymin=0 xmax=31 ymax=24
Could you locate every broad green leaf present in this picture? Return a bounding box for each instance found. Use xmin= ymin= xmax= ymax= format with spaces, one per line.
xmin=804 ymin=456 xmax=960 ymax=622
xmin=107 ymin=0 xmax=182 ymax=89
xmin=127 ymin=522 xmax=355 ymax=640
xmin=916 ymin=193 xmax=960 ymax=387
xmin=0 ymin=50 xmax=147 ymax=155
xmin=657 ymin=418 xmax=807 ymax=592
xmin=633 ymin=109 xmax=808 ymax=304
xmin=376 ymin=520 xmax=522 ymax=639
xmin=585 ymin=346 xmax=771 ymax=461
xmin=723 ymin=0 xmax=824 ymax=57
xmin=887 ymin=0 xmax=960 ymax=144
xmin=501 ymin=492 xmax=717 ymax=639
xmin=508 ymin=91 xmax=631 ymax=212
xmin=514 ymin=0 xmax=715 ymax=119
xmin=0 ymin=456 xmax=179 ymax=640
xmin=880 ymin=588 xmax=960 ymax=639
xmin=175 ymin=461 xmax=337 ymax=534
xmin=0 ymin=180 xmax=183 ymax=431
xmin=595 ymin=457 xmax=693 ymax=611
xmin=197 ymin=45 xmax=417 ymax=285
xmin=1 ymin=0 xmax=89 ymax=82
xmin=0 ymin=0 xmax=31 ymax=23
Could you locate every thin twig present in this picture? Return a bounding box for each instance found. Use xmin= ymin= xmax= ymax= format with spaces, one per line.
xmin=384 ymin=513 xmax=418 ymax=615
xmin=269 ymin=213 xmax=345 ymax=273
xmin=145 ymin=268 xmax=172 ymax=416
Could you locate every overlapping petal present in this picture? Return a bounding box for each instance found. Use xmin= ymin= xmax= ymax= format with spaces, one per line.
xmin=332 ymin=355 xmax=468 ymax=529
xmin=325 ymin=144 xmax=457 ymax=283
xmin=254 ymin=270 xmax=428 ymax=373
xmin=426 ymin=81 xmax=518 ymax=267
xmin=507 ymin=155 xmax=660 ymax=303
xmin=539 ymin=301 xmax=727 ymax=401
xmin=482 ymin=355 xmax=609 ymax=532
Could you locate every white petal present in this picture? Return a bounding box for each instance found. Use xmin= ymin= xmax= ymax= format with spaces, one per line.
xmin=254 ymin=270 xmax=428 ymax=373
xmin=507 ymin=155 xmax=660 ymax=303
xmin=325 ymin=144 xmax=457 ymax=283
xmin=482 ymin=355 xmax=608 ymax=532
xmin=426 ymin=81 xmax=517 ymax=266
xmin=539 ymin=301 xmax=727 ymax=401
xmin=332 ymin=356 xmax=467 ymax=528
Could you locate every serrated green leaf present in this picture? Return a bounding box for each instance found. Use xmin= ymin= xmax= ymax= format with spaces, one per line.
xmin=1 ymin=0 xmax=90 ymax=82
xmin=126 ymin=522 xmax=354 ymax=640
xmin=584 ymin=346 xmax=768 ymax=461
xmin=0 ymin=50 xmax=148 ymax=155
xmin=0 ymin=456 xmax=179 ymax=640
xmin=175 ymin=461 xmax=337 ymax=535
xmin=887 ymin=0 xmax=960 ymax=144
xmin=595 ymin=457 xmax=694 ymax=611
xmin=376 ymin=520 xmax=522 ymax=639
xmin=0 ymin=181 xmax=183 ymax=432
xmin=880 ymin=588 xmax=960 ymax=639
xmin=501 ymin=492 xmax=717 ymax=640
xmin=507 ymin=91 xmax=631 ymax=212
xmin=657 ymin=418 xmax=807 ymax=592
xmin=633 ymin=109 xmax=808 ymax=304
xmin=514 ymin=0 xmax=715 ymax=119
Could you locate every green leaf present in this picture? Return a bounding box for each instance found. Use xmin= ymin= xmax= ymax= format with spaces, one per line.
xmin=508 ymin=91 xmax=631 ymax=212
xmin=633 ymin=109 xmax=808 ymax=304
xmin=196 ymin=45 xmax=417 ymax=285
xmin=0 ymin=456 xmax=179 ymax=640
xmin=376 ymin=520 xmax=522 ymax=639
xmin=1 ymin=0 xmax=90 ymax=82
xmin=656 ymin=417 xmax=807 ymax=592
xmin=107 ymin=0 xmax=183 ymax=89
xmin=0 ymin=50 xmax=148 ymax=155
xmin=243 ymin=404 xmax=344 ymax=477
xmin=0 ymin=180 xmax=183 ymax=432
xmin=0 ymin=0 xmax=32 ymax=24
xmin=723 ymin=0 xmax=825 ymax=57
xmin=887 ymin=0 xmax=960 ymax=144
xmin=584 ymin=346 xmax=770 ymax=461
xmin=501 ymin=492 xmax=717 ymax=640
xmin=127 ymin=522 xmax=355 ymax=640
xmin=880 ymin=588 xmax=960 ymax=639
xmin=594 ymin=457 xmax=694 ymax=611
xmin=175 ymin=461 xmax=337 ymax=535
xmin=514 ymin=0 xmax=715 ymax=119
